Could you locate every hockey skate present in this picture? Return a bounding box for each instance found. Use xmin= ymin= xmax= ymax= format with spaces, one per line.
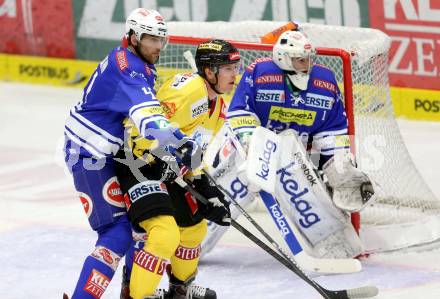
xmin=167 ymin=266 xmax=216 ymax=299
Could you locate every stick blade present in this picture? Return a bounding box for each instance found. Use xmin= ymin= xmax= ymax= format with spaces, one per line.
xmin=296 ymin=251 xmax=362 ymax=274
xmin=346 ymin=285 xmax=379 ymax=298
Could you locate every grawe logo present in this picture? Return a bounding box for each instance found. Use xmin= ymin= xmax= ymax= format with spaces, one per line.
xmin=370 ymin=0 xmax=440 ymax=89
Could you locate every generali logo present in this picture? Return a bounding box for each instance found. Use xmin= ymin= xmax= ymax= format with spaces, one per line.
xmin=370 ymin=0 xmax=440 ymax=89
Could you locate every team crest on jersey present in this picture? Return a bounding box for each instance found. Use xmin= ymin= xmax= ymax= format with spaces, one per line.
xmin=255 ymin=74 xmax=283 ymax=84
xmin=191 ymin=98 xmax=209 ymax=118
xmin=312 ymin=78 xmax=336 ymax=93
xmin=256 ymin=89 xmax=285 ymax=103
xmin=102 ymin=177 xmax=125 ymax=208
xmin=116 ymin=50 xmax=128 ymax=72
xmin=79 ymin=192 xmax=93 ymax=218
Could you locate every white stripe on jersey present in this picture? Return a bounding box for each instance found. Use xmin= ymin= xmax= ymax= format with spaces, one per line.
xmin=226 ymin=109 xmax=259 ymax=119
xmin=65 ymin=114 xmax=121 ymax=156
xmin=313 ymin=128 xmax=348 ymax=138
xmin=129 ymin=101 xmax=160 ymax=116
xmin=64 ymin=129 xmax=105 ymax=158
xmin=71 ymin=109 xmax=124 ymax=145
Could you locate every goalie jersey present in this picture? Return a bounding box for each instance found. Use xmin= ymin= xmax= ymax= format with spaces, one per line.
xmin=227 ymin=57 xmax=350 ymax=164
xmin=64 ymin=46 xmax=185 ymax=160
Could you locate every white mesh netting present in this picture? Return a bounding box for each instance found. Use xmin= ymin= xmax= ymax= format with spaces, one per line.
xmin=156 ymin=21 xmax=440 ymax=253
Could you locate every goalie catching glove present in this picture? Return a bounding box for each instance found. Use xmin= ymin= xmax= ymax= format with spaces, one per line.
xmin=323 ymin=151 xmax=378 ymax=212
xmin=192 ymin=176 xmax=231 ymax=226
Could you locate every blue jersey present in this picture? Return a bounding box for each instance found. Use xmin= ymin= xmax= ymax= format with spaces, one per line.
xmin=227 ymin=57 xmax=350 ymax=159
xmin=64 ymin=47 xmax=184 ymax=159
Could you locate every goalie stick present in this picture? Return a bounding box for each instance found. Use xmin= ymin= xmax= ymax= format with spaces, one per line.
xmin=174 ymin=176 xmax=378 ymax=299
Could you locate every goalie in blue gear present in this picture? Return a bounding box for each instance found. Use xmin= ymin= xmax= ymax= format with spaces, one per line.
xmin=203 ymin=29 xmax=377 ymax=261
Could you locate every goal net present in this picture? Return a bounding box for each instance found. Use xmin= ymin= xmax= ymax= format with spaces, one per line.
xmin=156 ymin=21 xmax=440 ymax=253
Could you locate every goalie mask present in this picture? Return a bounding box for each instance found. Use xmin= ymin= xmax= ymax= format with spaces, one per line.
xmin=125 ymin=8 xmax=168 ymax=48
xmin=273 ymin=31 xmax=316 ymax=90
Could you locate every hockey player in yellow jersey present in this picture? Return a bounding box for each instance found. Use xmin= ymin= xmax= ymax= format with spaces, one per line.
xmin=115 ymin=39 xmax=241 ymax=299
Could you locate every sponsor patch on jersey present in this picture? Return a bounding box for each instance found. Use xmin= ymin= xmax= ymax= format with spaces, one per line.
xmin=128 ymin=180 xmax=168 ymax=203
xmin=255 ymin=89 xmax=285 ymax=103
xmin=191 ymin=98 xmax=209 ymax=118
xmin=171 ymin=72 xmax=194 ymax=89
xmin=247 ymin=57 xmax=273 ymax=72
xmin=312 ymin=78 xmax=336 ymax=93
xmin=228 ymin=116 xmax=259 ymax=129
xmin=102 ymin=177 xmax=125 ymax=208
xmin=161 ymin=101 xmax=177 ymax=118
xmin=116 ymin=50 xmax=128 ymax=72
xmin=91 ymin=245 xmax=121 ymax=271
xmin=255 ymin=74 xmax=283 ymax=84
xmin=268 ymin=106 xmax=316 ymax=126
xmin=335 ymin=135 xmax=351 ymax=147
xmin=84 ymin=269 xmax=110 ymax=299
xmin=304 ymin=93 xmax=334 ymax=110
xmin=79 ymin=192 xmax=93 ymax=218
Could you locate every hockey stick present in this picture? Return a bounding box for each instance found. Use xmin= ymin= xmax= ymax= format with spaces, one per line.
xmin=174 ymin=176 xmax=378 ymax=299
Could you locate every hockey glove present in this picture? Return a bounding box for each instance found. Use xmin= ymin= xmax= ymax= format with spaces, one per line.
xmin=203 ymin=196 xmax=231 ymax=226
xmin=192 ymin=176 xmax=231 ymax=226
xmin=323 ymin=151 xmax=378 ymax=212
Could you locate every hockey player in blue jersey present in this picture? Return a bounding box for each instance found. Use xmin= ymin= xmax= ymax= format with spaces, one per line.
xmin=63 ymin=8 xmax=202 ymax=299
xmin=228 ymin=29 xmax=350 ymax=167
xmin=228 ymin=29 xmax=375 ymax=210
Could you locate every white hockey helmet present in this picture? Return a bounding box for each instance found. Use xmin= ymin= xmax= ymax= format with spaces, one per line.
xmin=272 ymin=30 xmax=315 ymax=90
xmin=125 ymin=8 xmax=168 ymax=42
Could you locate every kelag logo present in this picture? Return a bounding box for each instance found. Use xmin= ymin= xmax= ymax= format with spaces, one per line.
xmin=415 ymin=99 xmax=440 ymax=113
xmin=277 ymin=163 xmax=320 ymax=229
xmin=256 ymin=139 xmax=277 ymax=181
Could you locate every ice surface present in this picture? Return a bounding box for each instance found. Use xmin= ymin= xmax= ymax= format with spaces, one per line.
xmin=1 ymin=82 xmax=439 ymax=298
